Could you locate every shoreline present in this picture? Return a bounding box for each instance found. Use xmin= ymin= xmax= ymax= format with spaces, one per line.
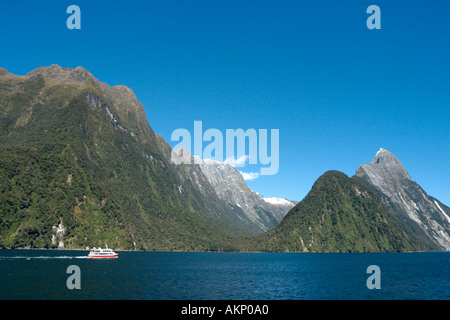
xmin=0 ymin=247 xmax=447 ymax=254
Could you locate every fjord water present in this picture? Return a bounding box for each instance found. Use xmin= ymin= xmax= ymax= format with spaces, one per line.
xmin=0 ymin=250 xmax=448 ymax=300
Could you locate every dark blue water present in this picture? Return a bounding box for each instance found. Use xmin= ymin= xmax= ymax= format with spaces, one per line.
xmin=0 ymin=250 xmax=448 ymax=299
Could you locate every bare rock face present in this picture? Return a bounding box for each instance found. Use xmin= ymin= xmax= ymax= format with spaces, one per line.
xmin=355 ymin=148 xmax=450 ymax=250
xmin=195 ymin=156 xmax=288 ymax=232
xmin=168 ymin=147 xmax=295 ymax=233
xmin=358 ymin=148 xmax=411 ymax=183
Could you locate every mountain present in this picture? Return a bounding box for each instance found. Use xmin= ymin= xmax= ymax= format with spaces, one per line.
xmin=0 ymin=64 xmax=294 ymax=251
xmin=255 ymin=170 xmax=426 ymax=252
xmin=193 ymin=156 xmax=295 ymax=232
xmin=0 ymin=65 xmax=243 ymax=251
xmin=2 ymin=65 xmax=447 ymax=253
xmin=163 ymin=146 xmax=295 ymax=234
xmin=262 ymin=197 xmax=298 ymax=221
xmin=255 ymin=149 xmax=450 ymax=253
xmin=354 ymin=148 xmax=450 ymax=250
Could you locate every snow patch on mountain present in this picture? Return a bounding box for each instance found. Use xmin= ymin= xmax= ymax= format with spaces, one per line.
xmin=263 ymin=197 xmax=295 ymax=207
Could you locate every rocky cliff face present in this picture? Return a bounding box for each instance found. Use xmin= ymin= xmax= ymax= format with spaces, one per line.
xmin=195 ymin=157 xmax=295 ymax=232
xmin=166 ymin=147 xmax=295 ymax=233
xmin=355 ymin=148 xmax=450 ymax=250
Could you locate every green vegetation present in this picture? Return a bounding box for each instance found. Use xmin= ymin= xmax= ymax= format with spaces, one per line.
xmin=0 ymin=72 xmax=241 ymax=251
xmin=253 ymin=171 xmax=425 ymax=252
xmin=0 ymin=68 xmax=431 ymax=253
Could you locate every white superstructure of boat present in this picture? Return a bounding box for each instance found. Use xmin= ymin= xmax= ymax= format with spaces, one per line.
xmin=87 ymin=245 xmax=118 ymax=258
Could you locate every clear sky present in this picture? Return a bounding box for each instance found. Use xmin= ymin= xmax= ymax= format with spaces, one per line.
xmin=1 ymin=1 xmax=449 ymax=205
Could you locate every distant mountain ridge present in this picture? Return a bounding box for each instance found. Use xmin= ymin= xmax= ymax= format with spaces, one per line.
xmin=166 ymin=147 xmax=295 ymax=233
xmin=193 ymin=155 xmax=295 ymax=231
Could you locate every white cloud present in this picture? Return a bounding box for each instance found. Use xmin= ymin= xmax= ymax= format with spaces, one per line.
xmin=225 ymin=155 xmax=248 ymax=168
xmin=239 ymin=171 xmax=260 ymax=181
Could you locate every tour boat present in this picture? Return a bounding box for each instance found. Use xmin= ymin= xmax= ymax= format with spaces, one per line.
xmin=88 ymin=246 xmax=118 ymax=258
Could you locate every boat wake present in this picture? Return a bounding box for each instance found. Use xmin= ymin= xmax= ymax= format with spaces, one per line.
xmin=0 ymin=256 xmax=90 ymax=260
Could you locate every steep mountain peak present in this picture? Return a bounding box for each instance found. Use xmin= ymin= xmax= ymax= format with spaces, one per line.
xmin=356 ymin=148 xmax=411 ymax=182
xmin=354 ymin=148 xmax=450 ymax=250
xmin=374 ymin=147 xmax=388 ymax=158
xmin=372 ymin=148 xmax=407 ymax=170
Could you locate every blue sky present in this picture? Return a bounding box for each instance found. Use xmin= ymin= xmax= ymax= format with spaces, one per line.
xmin=1 ymin=1 xmax=449 ymax=205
